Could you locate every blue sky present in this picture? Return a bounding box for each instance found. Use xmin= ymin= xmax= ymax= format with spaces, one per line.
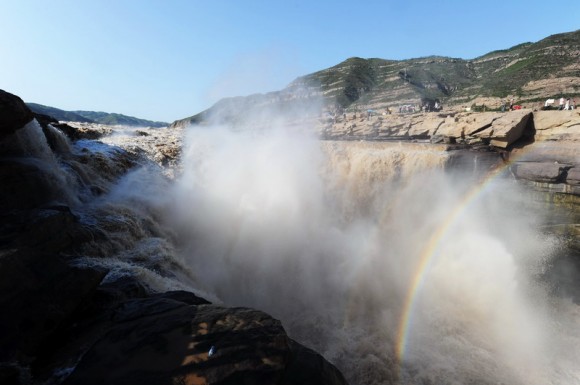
xmin=1 ymin=1 xmax=578 ymax=122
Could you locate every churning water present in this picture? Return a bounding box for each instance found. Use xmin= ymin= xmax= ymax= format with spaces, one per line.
xmin=168 ymin=124 xmax=580 ymax=385
xmin=24 ymin=117 xmax=579 ymax=385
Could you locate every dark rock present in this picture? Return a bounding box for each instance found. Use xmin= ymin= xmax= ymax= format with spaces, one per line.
xmin=112 ymin=297 xmax=192 ymax=323
xmin=33 ymin=113 xmax=59 ymax=129
xmin=94 ymin=275 xmax=150 ymax=304
xmin=63 ymin=301 xmax=348 ymax=385
xmin=153 ymin=290 xmax=212 ymax=306
xmin=0 ymin=362 xmax=23 ymax=385
xmin=0 ymin=159 xmax=65 ymax=211
xmin=0 ymin=90 xmax=33 ymax=139
xmin=283 ymin=340 xmax=348 ymax=385
xmin=0 ymin=250 xmax=106 ymax=362
xmin=0 ymin=206 xmax=93 ymax=253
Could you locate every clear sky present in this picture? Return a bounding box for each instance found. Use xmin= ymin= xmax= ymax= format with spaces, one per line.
xmin=1 ymin=1 xmax=578 ymax=123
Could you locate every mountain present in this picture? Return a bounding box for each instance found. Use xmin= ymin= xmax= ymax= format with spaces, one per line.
xmin=26 ymin=103 xmax=168 ymax=128
xmin=171 ymin=29 xmax=580 ymax=127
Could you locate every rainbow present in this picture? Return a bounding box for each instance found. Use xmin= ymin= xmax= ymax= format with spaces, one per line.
xmin=395 ymin=148 xmax=530 ymax=374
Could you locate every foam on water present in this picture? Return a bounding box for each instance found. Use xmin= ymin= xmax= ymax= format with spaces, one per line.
xmin=168 ymin=123 xmax=580 ymax=385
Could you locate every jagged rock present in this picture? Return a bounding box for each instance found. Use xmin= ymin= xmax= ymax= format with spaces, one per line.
xmin=63 ymin=299 xmax=348 ymax=385
xmin=472 ymin=111 xmax=532 ymax=148
xmin=436 ymin=112 xmax=499 ymax=139
xmin=0 ymin=90 xmax=33 ymax=139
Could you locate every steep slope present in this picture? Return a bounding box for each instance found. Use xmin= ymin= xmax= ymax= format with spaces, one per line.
xmin=172 ymin=29 xmax=580 ymax=128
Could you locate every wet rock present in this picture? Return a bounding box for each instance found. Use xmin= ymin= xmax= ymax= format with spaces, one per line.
xmin=0 ymin=159 xmax=64 ymax=211
xmin=1 ymin=206 xmax=93 ymax=253
xmin=153 ymin=290 xmax=212 ymax=306
xmin=0 ymin=90 xmax=33 ymax=139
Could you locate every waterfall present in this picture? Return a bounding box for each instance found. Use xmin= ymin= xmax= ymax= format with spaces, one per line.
xmin=1 ymin=119 xmax=80 ymax=208
xmin=166 ymin=125 xmax=580 ymax=385
xmin=25 ymin=118 xmax=577 ymax=385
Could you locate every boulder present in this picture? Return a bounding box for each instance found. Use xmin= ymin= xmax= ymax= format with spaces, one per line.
xmin=0 ymin=90 xmax=33 ymax=139
xmin=533 ymin=110 xmax=580 ymax=141
xmin=512 ymin=162 xmax=569 ymax=183
xmin=477 ymin=110 xmax=532 ymax=148
xmin=63 ymin=299 xmax=348 ymax=385
xmin=435 ymin=112 xmax=501 ymax=139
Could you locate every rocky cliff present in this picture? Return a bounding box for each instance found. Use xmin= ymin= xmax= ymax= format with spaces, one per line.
xmin=321 ymin=108 xmax=579 ymax=214
xmin=0 ymin=90 xmax=348 ymax=385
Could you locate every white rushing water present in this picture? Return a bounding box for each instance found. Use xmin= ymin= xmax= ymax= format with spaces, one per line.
xmin=166 ymin=124 xmax=580 ymax=385
xmin=45 ymin=119 xmax=580 ymax=385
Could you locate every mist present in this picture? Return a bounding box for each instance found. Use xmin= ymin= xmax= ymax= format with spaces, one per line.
xmin=167 ymin=117 xmax=580 ymax=384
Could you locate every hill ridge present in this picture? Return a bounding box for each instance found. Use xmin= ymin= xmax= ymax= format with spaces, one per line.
xmin=171 ymin=29 xmax=579 ymax=128
xmin=27 ymin=102 xmax=168 ymax=128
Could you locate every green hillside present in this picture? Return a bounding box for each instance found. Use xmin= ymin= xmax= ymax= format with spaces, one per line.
xmin=172 ymin=29 xmax=580 ymax=127
xmin=26 ymin=103 xmax=168 ymax=127
xmin=27 ymin=103 xmax=94 ymax=123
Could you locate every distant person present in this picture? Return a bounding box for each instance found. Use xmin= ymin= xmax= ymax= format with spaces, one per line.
xmin=501 ymin=100 xmax=506 ymax=112
xmin=572 ymin=99 xmax=577 ymax=110
xmin=559 ymin=97 xmax=565 ymax=110
xmin=564 ymin=98 xmax=570 ymax=110
xmin=509 ymin=98 xmax=514 ymax=111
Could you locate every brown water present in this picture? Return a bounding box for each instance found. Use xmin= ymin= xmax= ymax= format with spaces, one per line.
xmin=23 ymin=120 xmax=579 ymax=385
